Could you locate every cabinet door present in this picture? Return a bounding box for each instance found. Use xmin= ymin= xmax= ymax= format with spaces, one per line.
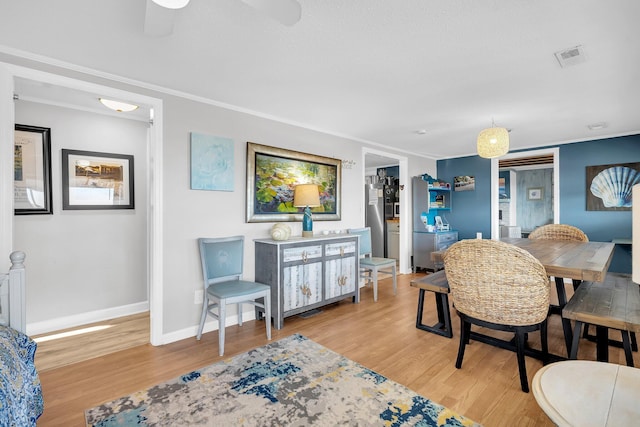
xmin=283 ymin=262 xmax=322 ymax=311
xmin=325 ymin=240 xmax=357 ymax=298
xmin=282 ymin=244 xmax=323 ymax=311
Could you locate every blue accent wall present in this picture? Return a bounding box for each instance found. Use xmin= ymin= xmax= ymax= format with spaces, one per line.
xmin=437 ymin=156 xmax=493 ymax=240
xmin=436 ymin=134 xmax=640 ymax=273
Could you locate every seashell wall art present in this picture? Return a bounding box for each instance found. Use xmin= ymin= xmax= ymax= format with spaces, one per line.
xmin=587 ymin=163 xmax=640 ymax=211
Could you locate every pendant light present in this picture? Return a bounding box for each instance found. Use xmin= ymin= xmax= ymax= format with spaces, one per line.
xmin=477 ymin=120 xmax=509 ymax=159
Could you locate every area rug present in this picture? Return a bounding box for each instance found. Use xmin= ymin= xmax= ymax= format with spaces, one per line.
xmin=85 ymin=334 xmax=481 ymax=426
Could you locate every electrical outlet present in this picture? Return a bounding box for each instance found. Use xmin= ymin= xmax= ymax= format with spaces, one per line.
xmin=194 ymin=290 xmax=204 ymax=304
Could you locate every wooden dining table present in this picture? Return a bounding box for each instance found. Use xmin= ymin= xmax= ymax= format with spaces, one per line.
xmin=499 ymin=238 xmax=616 ymax=284
xmin=432 ymin=237 xmax=617 ymax=357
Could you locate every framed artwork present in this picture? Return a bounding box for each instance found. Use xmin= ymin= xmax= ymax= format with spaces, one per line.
xmin=586 ymin=162 xmax=640 ymax=211
xmin=14 ymin=124 xmax=53 ymax=215
xmin=190 ymin=132 xmax=234 ymax=191
xmin=454 ymin=175 xmax=475 ymax=191
xmin=527 ymin=187 xmax=543 ymax=200
xmin=62 ymin=149 xmax=134 ymax=210
xmin=246 ymin=142 xmax=341 ymax=223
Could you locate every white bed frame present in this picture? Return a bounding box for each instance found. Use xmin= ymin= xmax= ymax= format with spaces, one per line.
xmin=0 ymin=251 xmax=26 ymax=333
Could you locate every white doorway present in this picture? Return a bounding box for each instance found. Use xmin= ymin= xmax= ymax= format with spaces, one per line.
xmin=490 ymin=148 xmax=559 ymax=240
xmin=362 ymin=148 xmax=410 ymax=274
xmin=0 ymin=63 xmax=165 ymax=345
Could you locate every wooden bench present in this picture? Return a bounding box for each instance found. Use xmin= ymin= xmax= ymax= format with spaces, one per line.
xmin=563 ymin=273 xmax=639 ymax=366
xmin=410 ymin=270 xmax=452 ymax=338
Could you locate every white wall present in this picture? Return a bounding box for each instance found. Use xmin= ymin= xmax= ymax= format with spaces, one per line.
xmin=161 ymin=95 xmax=381 ymax=334
xmin=14 ymin=101 xmax=148 ymax=329
xmin=2 ymin=58 xmax=436 ymax=342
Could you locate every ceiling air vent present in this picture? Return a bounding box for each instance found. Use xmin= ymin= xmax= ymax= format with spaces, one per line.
xmin=554 ymin=45 xmax=586 ymax=68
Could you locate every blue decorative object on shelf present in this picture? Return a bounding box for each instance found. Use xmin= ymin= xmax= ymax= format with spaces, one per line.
xmin=302 ymin=207 xmax=313 ymax=232
xmin=293 ymin=184 xmax=320 ymax=237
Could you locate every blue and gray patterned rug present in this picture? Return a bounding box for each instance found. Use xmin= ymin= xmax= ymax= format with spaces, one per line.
xmin=85 ymin=334 xmax=481 ymax=426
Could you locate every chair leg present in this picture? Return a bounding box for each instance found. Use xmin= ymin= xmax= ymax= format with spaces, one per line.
xmin=392 ymin=264 xmax=397 ymax=295
xmin=540 ymin=320 xmax=549 ymax=365
xmin=237 ymin=302 xmax=243 ymax=326
xmin=196 ymin=295 xmax=208 ymax=340
xmin=514 ymin=327 xmax=529 ymax=393
xmin=264 ymin=293 xmax=272 ymax=340
xmin=455 ymin=317 xmax=470 ymax=369
xmin=372 ymin=267 xmax=379 ymax=302
xmin=218 ymin=302 xmax=226 ymax=356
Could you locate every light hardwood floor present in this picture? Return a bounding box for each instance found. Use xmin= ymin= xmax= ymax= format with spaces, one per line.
xmin=37 ymin=273 xmax=637 ymax=426
xmin=33 ymin=312 xmax=150 ymax=372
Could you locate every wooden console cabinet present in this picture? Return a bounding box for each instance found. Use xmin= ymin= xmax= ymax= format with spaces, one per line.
xmin=255 ymin=235 xmax=359 ymax=329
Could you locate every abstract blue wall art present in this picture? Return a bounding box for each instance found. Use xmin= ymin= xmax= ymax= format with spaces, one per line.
xmin=190 ymin=133 xmax=234 ymax=191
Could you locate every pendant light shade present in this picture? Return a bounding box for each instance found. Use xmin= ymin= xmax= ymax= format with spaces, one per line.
xmin=477 ymin=125 xmax=509 ymax=158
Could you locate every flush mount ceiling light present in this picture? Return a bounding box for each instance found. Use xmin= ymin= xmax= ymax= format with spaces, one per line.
xmin=99 ymin=98 xmax=139 ymax=113
xmin=477 ymin=120 xmax=510 ymax=159
xmin=588 ymin=122 xmax=608 ymax=130
xmin=151 ymin=0 xmax=190 ymax=9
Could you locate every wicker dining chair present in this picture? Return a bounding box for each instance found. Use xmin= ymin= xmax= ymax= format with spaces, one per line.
xmin=529 ymin=223 xmax=589 ymax=294
xmin=528 ymin=224 xmax=589 ymax=242
xmin=443 ymin=239 xmax=550 ymax=393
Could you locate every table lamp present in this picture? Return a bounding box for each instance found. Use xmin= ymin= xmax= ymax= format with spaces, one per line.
xmin=293 ymin=184 xmax=320 ymax=237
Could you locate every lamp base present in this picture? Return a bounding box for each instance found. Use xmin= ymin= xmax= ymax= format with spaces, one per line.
xmin=302 ymin=230 xmax=313 ymax=238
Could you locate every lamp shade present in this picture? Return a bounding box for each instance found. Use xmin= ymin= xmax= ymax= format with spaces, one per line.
xmin=477 ymin=126 xmax=509 ymax=158
xmin=293 ymin=184 xmax=320 ymax=208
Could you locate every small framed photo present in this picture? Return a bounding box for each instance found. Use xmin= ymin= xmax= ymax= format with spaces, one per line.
xmin=14 ymin=124 xmax=53 ymax=215
xmin=527 ymin=187 xmax=543 ymax=201
xmin=62 ymin=149 xmax=134 ymax=210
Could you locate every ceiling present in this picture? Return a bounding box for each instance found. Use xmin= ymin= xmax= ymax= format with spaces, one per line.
xmin=1 ymin=0 xmax=639 ymax=161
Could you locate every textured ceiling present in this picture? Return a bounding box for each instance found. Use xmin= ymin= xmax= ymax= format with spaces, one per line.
xmin=1 ymin=0 xmax=639 ymax=160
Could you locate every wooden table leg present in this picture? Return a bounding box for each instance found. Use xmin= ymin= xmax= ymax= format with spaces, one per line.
xmin=570 ymin=321 xmax=582 ymax=359
xmin=596 ymin=325 xmax=609 ymax=362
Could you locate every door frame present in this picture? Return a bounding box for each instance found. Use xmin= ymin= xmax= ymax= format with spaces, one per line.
xmin=362 ymin=147 xmax=410 ymax=274
xmin=0 ymin=63 xmax=165 ymax=345
xmin=490 ymin=147 xmax=560 ymax=240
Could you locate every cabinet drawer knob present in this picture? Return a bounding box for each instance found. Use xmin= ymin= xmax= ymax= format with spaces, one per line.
xmin=340 ymin=247 xmax=345 ymax=257
xmin=302 ymin=251 xmax=308 ymax=263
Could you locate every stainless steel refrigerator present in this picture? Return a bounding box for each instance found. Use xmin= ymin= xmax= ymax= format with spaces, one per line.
xmin=365 ymin=183 xmax=397 ymax=257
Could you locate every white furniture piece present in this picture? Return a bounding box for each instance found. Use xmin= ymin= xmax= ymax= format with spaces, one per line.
xmin=0 ymin=251 xmax=27 ymax=333
xmin=196 ymin=236 xmax=271 ymax=356
xmin=255 ymin=234 xmax=359 ymax=329
xmin=533 ymin=360 xmax=640 ymax=426
xmin=500 ymin=225 xmax=522 ymax=238
xmin=348 ymin=227 xmax=397 ymax=302
xmin=386 ymin=220 xmax=400 ymax=260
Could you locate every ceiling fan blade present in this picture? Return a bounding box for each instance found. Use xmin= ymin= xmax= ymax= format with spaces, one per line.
xmin=240 ymin=0 xmax=301 ymax=26
xmin=144 ymin=0 xmax=179 ymax=37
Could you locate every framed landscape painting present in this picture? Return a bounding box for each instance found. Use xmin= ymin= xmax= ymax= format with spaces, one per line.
xmin=246 ymin=142 xmax=341 ymax=223
xmin=62 ymin=149 xmax=134 ymax=210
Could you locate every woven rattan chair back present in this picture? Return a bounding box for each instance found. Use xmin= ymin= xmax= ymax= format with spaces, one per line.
xmin=443 ymin=239 xmax=550 ymax=326
xmin=528 ymin=224 xmax=588 ymax=242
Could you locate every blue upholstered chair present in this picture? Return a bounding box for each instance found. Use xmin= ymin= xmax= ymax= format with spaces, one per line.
xmin=347 ymin=227 xmax=397 ymax=302
xmin=196 ymin=236 xmax=271 ymax=356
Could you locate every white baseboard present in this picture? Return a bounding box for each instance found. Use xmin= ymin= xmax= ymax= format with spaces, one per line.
xmin=159 ymin=311 xmax=256 ymax=345
xmin=26 ymin=301 xmax=149 ymax=336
